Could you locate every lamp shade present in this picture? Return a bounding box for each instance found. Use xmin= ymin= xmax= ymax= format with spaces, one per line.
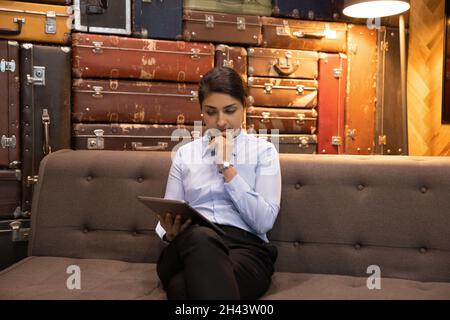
xmin=343 ymin=0 xmax=410 ymax=18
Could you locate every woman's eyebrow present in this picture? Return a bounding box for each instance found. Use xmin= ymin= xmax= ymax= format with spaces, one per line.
xmin=205 ymin=104 xmax=237 ymax=109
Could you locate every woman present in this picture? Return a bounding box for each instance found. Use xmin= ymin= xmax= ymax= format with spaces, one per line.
xmin=155 ymin=67 xmax=282 ymax=300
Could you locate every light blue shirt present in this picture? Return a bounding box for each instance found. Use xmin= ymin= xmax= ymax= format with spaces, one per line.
xmin=155 ymin=130 xmax=282 ymax=243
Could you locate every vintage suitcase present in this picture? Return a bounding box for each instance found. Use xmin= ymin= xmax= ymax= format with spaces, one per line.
xmin=0 ymin=40 xmax=20 ymax=168
xmin=183 ymin=10 xmax=262 ymax=46
xmin=248 ymin=47 xmax=318 ymax=79
xmin=72 ymin=79 xmax=202 ymax=125
xmin=0 ymin=170 xmax=21 ymax=220
xmin=73 ymin=0 xmax=131 ymax=35
xmin=272 ymin=0 xmax=343 ymax=21
xmin=16 ymin=0 xmax=71 ymax=4
xmin=73 ymin=124 xmax=203 ymax=152
xmin=183 ymin=0 xmax=272 ymax=16
xmin=375 ymin=27 xmax=409 ymax=156
xmin=246 ymin=107 xmax=317 ymax=134
xmin=0 ymin=218 xmax=29 ymax=271
xmin=72 ymin=33 xmax=215 ymax=82
xmin=0 ymin=0 xmax=70 ymax=44
xmin=132 ymin=0 xmax=183 ymax=40
xmin=261 ymin=17 xmax=347 ymax=53
xmin=215 ymin=45 xmax=247 ymax=81
xmin=248 ymin=77 xmax=318 ymax=108
xmin=345 ymin=24 xmax=377 ymax=155
xmin=21 ymin=43 xmax=71 ymax=214
xmin=318 ymin=53 xmax=348 ymax=155
xmin=248 ymin=133 xmax=317 ymax=154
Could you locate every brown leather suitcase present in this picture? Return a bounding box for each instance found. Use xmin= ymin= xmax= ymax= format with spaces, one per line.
xmin=345 ymin=24 xmax=377 ymax=155
xmin=246 ymin=107 xmax=317 ymax=134
xmin=261 ymin=17 xmax=347 ymax=53
xmin=0 ymin=170 xmax=21 ymax=219
xmin=21 ymin=43 xmax=71 ymax=214
xmin=248 ymin=133 xmax=317 ymax=154
xmin=317 ymin=53 xmax=348 ymax=155
xmin=375 ymin=27 xmax=408 ymax=156
xmin=73 ymin=123 xmax=203 ymax=152
xmin=16 ymin=0 xmax=71 ymax=4
xmin=0 ymin=40 xmax=20 ymax=168
xmin=215 ymin=44 xmax=247 ymax=81
xmin=248 ymin=77 xmax=318 ymax=108
xmin=72 ymin=33 xmax=215 ymax=82
xmin=0 ymin=0 xmax=71 ymax=44
xmin=183 ymin=9 xmax=262 ymax=46
xmin=72 ymin=79 xmax=202 ymax=125
xmin=248 ymin=47 xmax=318 ymax=80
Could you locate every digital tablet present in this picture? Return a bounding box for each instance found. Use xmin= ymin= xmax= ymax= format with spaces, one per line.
xmin=137 ymin=196 xmax=225 ymax=235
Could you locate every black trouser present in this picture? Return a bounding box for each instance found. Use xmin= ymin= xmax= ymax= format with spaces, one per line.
xmin=156 ymin=224 xmax=278 ymax=300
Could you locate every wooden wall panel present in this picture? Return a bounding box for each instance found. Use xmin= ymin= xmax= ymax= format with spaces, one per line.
xmin=408 ymin=0 xmax=450 ymax=156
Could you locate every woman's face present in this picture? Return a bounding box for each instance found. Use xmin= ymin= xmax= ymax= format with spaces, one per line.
xmin=201 ymin=92 xmax=245 ymax=135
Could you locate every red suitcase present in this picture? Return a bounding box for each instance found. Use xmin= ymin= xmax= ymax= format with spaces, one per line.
xmin=318 ymin=53 xmax=348 ymax=155
xmin=72 ymin=33 xmax=215 ymax=82
xmin=248 ymin=77 xmax=318 ymax=108
xmin=215 ymin=44 xmax=247 ymax=81
xmin=72 ymin=79 xmax=202 ymax=125
xmin=246 ymin=107 xmax=317 ymax=134
xmin=72 ymin=123 xmax=203 ymax=152
xmin=0 ymin=40 xmax=20 ymax=168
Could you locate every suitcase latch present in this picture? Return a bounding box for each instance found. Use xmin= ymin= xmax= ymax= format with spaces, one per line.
xmin=0 ymin=59 xmax=16 ymax=73
xmin=223 ymin=59 xmax=234 ymax=68
xmin=332 ymin=136 xmax=342 ymax=146
xmin=14 ymin=169 xmax=21 ymax=181
xmin=237 ymin=17 xmax=246 ymax=31
xmin=26 ymin=175 xmax=39 ymax=187
xmin=347 ymin=129 xmax=357 ymax=141
xmin=1 ymin=135 xmax=16 ymax=149
xmin=190 ymin=90 xmax=199 ymax=101
xmin=205 ymin=15 xmax=215 ymax=29
xmin=296 ymin=85 xmax=305 ymax=95
xmin=45 ymin=11 xmax=57 ymax=34
xmin=333 ymin=68 xmax=343 ymax=79
xmin=177 ymin=114 xmax=186 ymax=125
xmin=296 ymin=113 xmax=306 ymax=124
xmin=299 ymin=137 xmax=310 ymax=148
xmin=261 ymin=112 xmax=271 ymax=123
xmin=10 ymin=221 xmax=30 ymax=243
xmin=88 ymin=129 xmax=105 ymax=150
xmin=378 ymin=135 xmax=387 ymax=146
xmin=27 ymin=66 xmax=46 ymax=86
xmin=264 ymin=83 xmax=273 ymax=94
xmin=92 ymin=41 xmax=104 ymax=54
xmin=190 ymin=48 xmax=200 ymax=60
xmin=92 ymin=86 xmax=104 ymax=98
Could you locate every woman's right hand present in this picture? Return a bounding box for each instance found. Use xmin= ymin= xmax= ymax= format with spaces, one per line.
xmin=157 ymin=213 xmax=192 ymax=242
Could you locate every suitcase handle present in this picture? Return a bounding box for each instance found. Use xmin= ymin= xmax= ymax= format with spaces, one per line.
xmin=274 ymin=62 xmax=299 ymax=76
xmin=132 ymin=142 xmax=169 ymax=152
xmin=42 ymin=109 xmax=51 ymax=155
xmin=292 ymin=31 xmax=325 ymax=39
xmin=0 ymin=18 xmax=25 ymax=36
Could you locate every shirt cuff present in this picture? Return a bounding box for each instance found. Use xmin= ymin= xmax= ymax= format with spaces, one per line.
xmin=224 ymin=173 xmax=252 ymax=202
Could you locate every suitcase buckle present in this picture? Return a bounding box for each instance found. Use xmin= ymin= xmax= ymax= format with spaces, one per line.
xmin=332 ymin=136 xmax=342 ymax=146
xmin=92 ymin=41 xmax=104 ymax=54
xmin=10 ymin=220 xmax=30 ymax=242
xmin=299 ymin=137 xmax=310 ymax=148
xmin=190 ymin=90 xmax=199 ymax=101
xmin=88 ymin=129 xmax=105 ymax=150
xmin=0 ymin=59 xmax=16 ymax=73
xmin=296 ymin=85 xmax=305 ymax=95
xmin=177 ymin=114 xmax=186 ymax=125
xmin=237 ymin=17 xmax=246 ymax=31
xmin=26 ymin=175 xmax=39 ymax=187
xmin=191 ymin=49 xmax=200 ymax=60
xmin=1 ymin=135 xmax=16 ymax=149
xmin=296 ymin=113 xmax=306 ymax=124
xmin=92 ymin=86 xmax=104 ymax=98
xmin=261 ymin=112 xmax=271 ymax=123
xmin=264 ymin=83 xmax=273 ymax=94
xmin=205 ymin=15 xmax=215 ymax=29
xmin=45 ymin=11 xmax=57 ymax=34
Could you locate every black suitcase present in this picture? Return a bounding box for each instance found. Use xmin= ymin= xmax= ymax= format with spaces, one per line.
xmin=20 ymin=43 xmax=71 ymax=214
xmin=0 ymin=170 xmax=21 ymax=220
xmin=0 ymin=219 xmax=29 ymax=271
xmin=73 ymin=0 xmax=131 ymax=35
xmin=272 ymin=0 xmax=342 ymax=21
xmin=248 ymin=133 xmax=317 ymax=154
xmin=132 ymin=0 xmax=183 ymax=40
xmin=375 ymin=27 xmax=409 ymax=156
xmin=0 ymin=40 xmax=20 ymax=169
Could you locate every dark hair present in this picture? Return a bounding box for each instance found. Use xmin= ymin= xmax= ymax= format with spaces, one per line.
xmin=198 ymin=67 xmax=248 ymax=108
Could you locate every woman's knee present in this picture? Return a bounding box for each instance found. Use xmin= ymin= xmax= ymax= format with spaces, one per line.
xmin=181 ymin=225 xmax=223 ymax=244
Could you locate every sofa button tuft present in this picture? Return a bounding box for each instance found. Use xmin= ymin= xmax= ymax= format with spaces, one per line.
xmin=137 ymin=177 xmax=144 ymax=183
xmin=354 ymin=244 xmax=361 ymax=250
xmin=357 ymin=184 xmax=365 ymax=191
xmin=133 ymin=231 xmax=138 ymax=236
xmin=86 ymin=176 xmax=93 ymax=182
xmin=420 ymin=187 xmax=428 ymax=194
xmin=293 ymin=241 xmax=300 ymax=247
xmin=295 ymin=183 xmax=301 ymax=190
xmin=83 ymin=227 xmax=89 ymax=233
xmin=420 ymin=247 xmax=427 ymax=254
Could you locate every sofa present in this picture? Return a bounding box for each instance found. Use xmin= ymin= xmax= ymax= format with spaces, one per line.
xmin=0 ymin=149 xmax=449 ymax=300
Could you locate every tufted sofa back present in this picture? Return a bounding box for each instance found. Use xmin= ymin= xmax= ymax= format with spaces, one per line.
xmin=29 ymin=150 xmax=450 ymax=283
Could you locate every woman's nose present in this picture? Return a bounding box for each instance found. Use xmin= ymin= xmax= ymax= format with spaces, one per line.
xmin=217 ymin=113 xmax=227 ymax=127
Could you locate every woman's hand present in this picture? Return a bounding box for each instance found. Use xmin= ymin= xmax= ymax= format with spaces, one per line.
xmin=157 ymin=213 xmax=191 ymax=242
xmin=210 ymin=133 xmax=234 ymax=166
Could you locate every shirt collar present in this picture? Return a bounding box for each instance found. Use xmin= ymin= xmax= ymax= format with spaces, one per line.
xmin=201 ymin=128 xmax=246 ymax=159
